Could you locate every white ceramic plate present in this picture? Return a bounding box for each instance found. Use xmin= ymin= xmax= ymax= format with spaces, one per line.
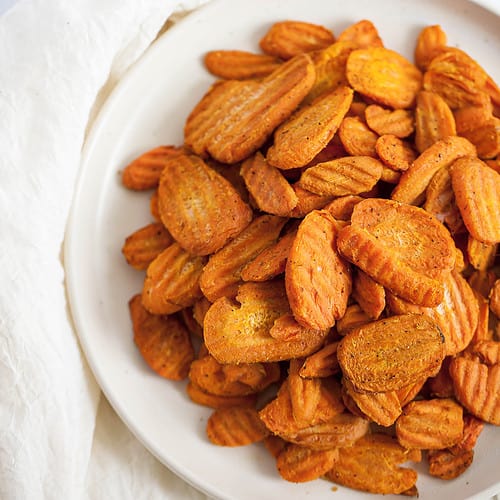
xmin=65 ymin=0 xmax=500 ymax=498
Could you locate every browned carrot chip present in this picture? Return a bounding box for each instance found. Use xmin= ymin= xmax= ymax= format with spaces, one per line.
xmin=414 ymin=90 xmax=456 ymax=154
xmin=337 ymin=314 xmax=446 ymax=392
xmin=267 ymin=85 xmax=353 ymax=170
xmin=121 ymin=145 xmax=184 ymax=191
xmin=206 ymin=406 xmax=270 ymax=446
xmin=122 ymin=222 xmax=173 ymax=270
xmin=343 ymin=377 xmax=402 ymax=427
xmin=346 ymin=47 xmax=422 ymax=109
xmin=259 ymin=20 xmax=335 ymax=60
xmin=351 ymin=269 xmax=386 ymax=320
xmin=325 ymin=433 xmax=420 ymax=495
xmin=285 ymin=210 xmax=351 ymax=330
xmin=449 ymin=355 xmax=500 ymax=425
xmin=298 ymin=156 xmax=383 ymax=197
xmin=141 ymin=242 xmax=206 ymax=315
xmin=129 ymin=294 xmax=194 ymax=380
xmin=184 ymin=53 xmax=315 ymax=164
xmin=299 ymin=341 xmax=340 ymax=378
xmin=391 ymin=136 xmax=476 ymax=206
xmin=241 ymin=152 xmax=298 ymax=216
xmin=240 ymin=230 xmax=296 ymax=282
xmin=186 ymin=381 xmax=257 ymax=409
xmin=204 ymin=50 xmax=282 ymax=80
xmin=338 ymin=198 xmax=456 ymax=306
xmin=375 ymin=134 xmax=417 ymax=172
xmin=158 ymin=153 xmax=252 ymax=256
xmin=338 ymin=116 xmax=378 ymax=157
xmin=276 ymin=444 xmax=339 ymax=483
xmin=396 ymin=398 xmax=464 ymax=449
xmin=204 ymin=280 xmax=328 ymax=364
xmin=490 ymin=280 xmax=500 ymax=318
xmin=414 ymin=25 xmax=447 ymax=71
xmin=337 ymin=19 xmax=384 ymax=49
xmin=200 ymin=215 xmax=287 ymax=302
xmin=450 ymin=155 xmax=500 ymax=244
xmin=365 ymin=105 xmax=415 ymax=138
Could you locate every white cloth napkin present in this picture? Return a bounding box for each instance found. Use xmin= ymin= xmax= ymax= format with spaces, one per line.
xmin=0 ymin=1 xmax=209 ymax=499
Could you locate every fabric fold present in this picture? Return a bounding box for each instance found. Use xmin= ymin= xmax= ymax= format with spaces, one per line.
xmin=0 ymin=1 xmax=207 ymax=498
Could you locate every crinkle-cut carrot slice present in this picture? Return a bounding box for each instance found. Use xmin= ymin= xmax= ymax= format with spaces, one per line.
xmin=184 ymin=53 xmax=315 ymax=164
xmin=468 ymin=269 xmax=497 ymax=299
xmin=298 ymin=156 xmax=383 ymax=197
xmin=323 ymin=195 xmax=363 ymax=220
xmin=259 ymin=378 xmax=346 ymax=439
xmin=342 ymin=377 xmax=402 ymax=427
xmin=189 ymin=353 xmax=280 ymax=397
xmin=325 ymin=433 xmax=420 ymax=495
xmin=303 ymin=41 xmax=357 ymax=104
xmin=299 ymin=341 xmax=340 ymax=378
xmin=414 ymin=25 xmax=447 ymax=71
xmin=122 ymin=222 xmax=173 ymax=270
xmin=337 ymin=314 xmax=446 ymax=392
xmin=459 ymin=117 xmax=500 ymax=160
xmin=391 ymin=135 xmax=476 ymax=206
xmin=428 ymin=448 xmax=474 ymax=480
xmin=203 ymin=280 xmax=328 ymax=364
xmin=287 ymin=358 xmax=322 ymax=426
xmin=336 ymin=304 xmax=372 ymax=336
xmin=467 ymin=236 xmax=497 ymax=271
xmin=200 ymin=214 xmax=287 ymax=302
xmin=426 ymin=356 xmax=455 ymax=398
xmin=338 ymin=224 xmax=445 ymax=307
xmin=158 ymin=153 xmax=252 ymax=256
xmin=395 ymin=398 xmax=464 ymax=450
xmin=283 ymin=412 xmax=370 ymax=450
xmin=450 ymin=155 xmax=500 ymax=244
xmin=240 ymin=152 xmax=298 ymax=216
xmin=387 ymin=269 xmax=479 ymax=357
xmin=286 ymin=184 xmax=334 ymax=217
xmin=337 ymin=19 xmax=383 ymax=49
xmin=285 ymin=210 xmax=351 ymax=330
xmin=449 ymin=355 xmax=500 ymax=425
xmin=346 ymin=47 xmax=422 ymax=109
xmin=490 ymin=279 xmax=500 ymax=318
xmin=338 ymin=116 xmax=378 ymax=157
xmin=141 ymin=242 xmax=206 ymax=315
xmin=352 ymin=269 xmax=386 ymax=320
xmin=423 ymin=165 xmax=465 ymax=235
xmin=259 ymin=20 xmax=335 ymax=60
xmin=121 ymin=145 xmax=184 ymax=190
xmin=186 ymin=381 xmax=257 ymax=409
xmin=204 ymin=50 xmax=282 ymax=80
xmin=276 ymin=444 xmax=339 ymax=483
xmin=149 ymin=189 xmax=160 ymax=221
xmin=128 ymin=295 xmax=194 ymax=381
xmin=414 ymin=90 xmax=456 ymax=154
xmin=350 ymin=197 xmax=456 ymax=279
xmin=423 ymin=48 xmax=490 ymax=110
xmin=470 ymin=293 xmax=493 ymax=343
xmin=471 ymin=339 xmax=500 ymax=366
xmin=396 ymin=378 xmax=427 ymax=407
xmin=206 ymin=407 xmax=270 ymax=446
xmin=375 ymin=134 xmax=417 ymax=172
xmin=266 ymin=85 xmax=353 ymax=170
xmin=365 ymin=105 xmax=415 ymax=138
xmin=240 ymin=230 xmax=295 ymax=282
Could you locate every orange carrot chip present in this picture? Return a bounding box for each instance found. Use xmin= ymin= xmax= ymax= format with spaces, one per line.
xmin=285 ymin=210 xmax=351 ymax=330
xmin=129 ymin=294 xmax=194 ymax=380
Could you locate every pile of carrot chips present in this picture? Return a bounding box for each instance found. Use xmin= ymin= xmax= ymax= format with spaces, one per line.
xmin=121 ymin=18 xmax=500 ymax=496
